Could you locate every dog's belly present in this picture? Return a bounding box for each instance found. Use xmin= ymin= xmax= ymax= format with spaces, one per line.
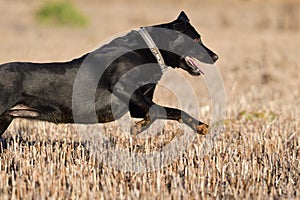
xmin=5 ymin=94 xmax=130 ymax=124
xmin=5 ymin=104 xmax=125 ymax=124
xmin=5 ymin=104 xmax=75 ymax=123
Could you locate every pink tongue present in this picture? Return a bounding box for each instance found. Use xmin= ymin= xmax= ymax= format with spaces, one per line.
xmin=188 ymin=57 xmax=204 ymax=75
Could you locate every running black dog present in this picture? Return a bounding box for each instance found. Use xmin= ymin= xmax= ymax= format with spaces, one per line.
xmin=0 ymin=11 xmax=218 ymax=136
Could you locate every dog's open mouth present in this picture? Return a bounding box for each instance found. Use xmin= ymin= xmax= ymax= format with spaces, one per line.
xmin=185 ymin=56 xmax=204 ymax=75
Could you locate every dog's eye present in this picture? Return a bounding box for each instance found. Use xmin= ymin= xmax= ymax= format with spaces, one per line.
xmin=194 ymin=38 xmax=202 ymax=43
xmin=173 ymin=21 xmax=187 ymax=32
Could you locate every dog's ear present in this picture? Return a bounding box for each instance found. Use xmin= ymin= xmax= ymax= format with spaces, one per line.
xmin=173 ymin=21 xmax=187 ymax=32
xmin=177 ymin=11 xmax=190 ymax=22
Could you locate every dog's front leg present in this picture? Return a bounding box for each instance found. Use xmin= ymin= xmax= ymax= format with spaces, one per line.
xmin=111 ymin=83 xmax=208 ymax=135
xmin=110 ymin=82 xmax=155 ymax=134
xmin=130 ymin=106 xmax=209 ymax=135
xmin=133 ymin=106 xmax=209 ymax=135
xmin=163 ymin=107 xmax=209 ymax=135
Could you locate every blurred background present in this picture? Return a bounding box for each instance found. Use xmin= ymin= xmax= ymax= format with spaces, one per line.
xmin=0 ymin=0 xmax=299 ymax=118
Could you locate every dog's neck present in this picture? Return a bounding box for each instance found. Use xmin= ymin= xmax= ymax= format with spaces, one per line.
xmin=138 ymin=27 xmax=169 ymax=73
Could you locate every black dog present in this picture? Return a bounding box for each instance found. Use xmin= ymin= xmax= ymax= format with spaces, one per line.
xmin=0 ymin=11 xmax=218 ymax=136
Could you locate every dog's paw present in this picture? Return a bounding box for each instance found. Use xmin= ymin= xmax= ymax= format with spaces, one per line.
xmin=196 ymin=124 xmax=209 ymax=135
xmin=130 ymin=124 xmax=142 ymax=135
xmin=131 ymin=120 xmax=146 ymax=135
xmin=130 ymin=119 xmax=151 ymax=135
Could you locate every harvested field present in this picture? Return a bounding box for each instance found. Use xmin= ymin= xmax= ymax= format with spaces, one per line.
xmin=0 ymin=0 xmax=299 ymax=199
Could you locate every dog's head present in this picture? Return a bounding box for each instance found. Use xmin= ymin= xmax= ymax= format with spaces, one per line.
xmin=152 ymin=11 xmax=218 ymax=76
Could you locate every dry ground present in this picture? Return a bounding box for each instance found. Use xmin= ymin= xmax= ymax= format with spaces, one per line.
xmin=0 ymin=0 xmax=299 ymax=199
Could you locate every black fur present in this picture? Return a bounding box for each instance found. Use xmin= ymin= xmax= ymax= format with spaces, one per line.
xmin=0 ymin=11 xmax=218 ymax=136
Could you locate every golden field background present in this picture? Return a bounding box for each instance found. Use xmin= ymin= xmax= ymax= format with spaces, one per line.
xmin=0 ymin=0 xmax=299 ymax=199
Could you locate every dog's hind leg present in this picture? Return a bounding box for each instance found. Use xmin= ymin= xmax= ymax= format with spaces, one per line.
xmin=0 ymin=115 xmax=13 ymax=136
xmin=0 ymin=105 xmax=14 ymax=136
xmin=0 ymin=98 xmax=16 ymax=136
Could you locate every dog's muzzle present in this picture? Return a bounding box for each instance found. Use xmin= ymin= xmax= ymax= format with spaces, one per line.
xmin=194 ymin=38 xmax=218 ymax=63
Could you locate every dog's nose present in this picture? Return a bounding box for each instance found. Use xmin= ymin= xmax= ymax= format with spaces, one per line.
xmin=211 ymin=54 xmax=218 ymax=62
